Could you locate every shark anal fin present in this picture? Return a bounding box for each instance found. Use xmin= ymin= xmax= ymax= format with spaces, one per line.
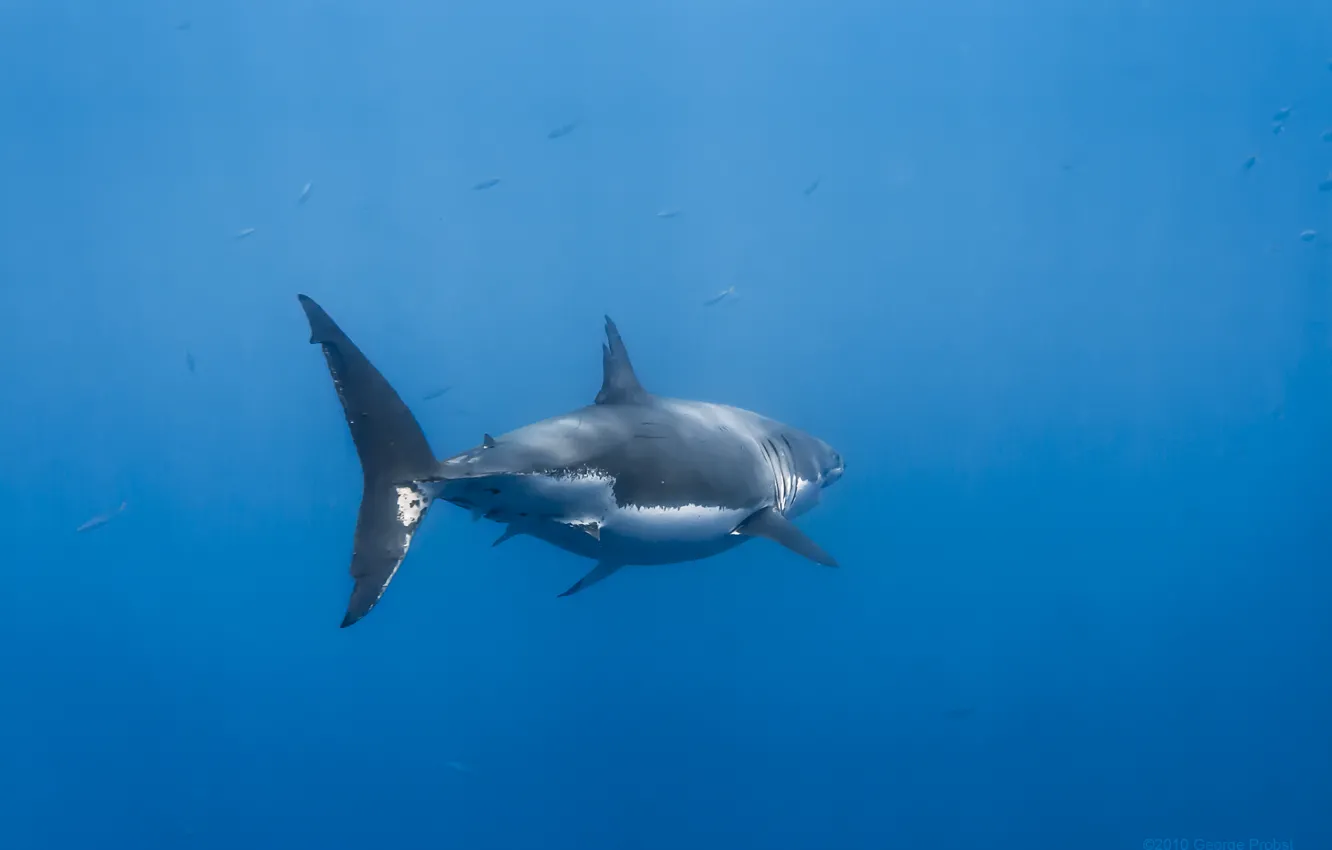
xmin=737 ymin=507 xmax=838 ymax=567
xmin=558 ymin=562 xmax=622 ymax=597
xmin=492 ymin=525 xmax=523 ymax=547
xmin=594 ymin=316 xmax=650 ymax=405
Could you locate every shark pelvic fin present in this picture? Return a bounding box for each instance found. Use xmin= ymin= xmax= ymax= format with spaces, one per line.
xmin=569 ymin=521 xmax=600 ymax=540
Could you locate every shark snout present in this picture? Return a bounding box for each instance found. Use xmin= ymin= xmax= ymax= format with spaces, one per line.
xmin=820 ymin=449 xmax=845 ymax=488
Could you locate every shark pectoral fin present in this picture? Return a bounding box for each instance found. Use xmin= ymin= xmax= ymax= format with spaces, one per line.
xmin=738 ymin=507 xmax=839 ymax=567
xmin=557 ymin=562 xmax=622 ymax=597
xmin=492 ymin=525 xmax=523 ymax=547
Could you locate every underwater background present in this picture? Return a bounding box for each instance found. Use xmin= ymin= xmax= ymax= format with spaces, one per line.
xmin=1 ymin=1 xmax=1330 ymax=848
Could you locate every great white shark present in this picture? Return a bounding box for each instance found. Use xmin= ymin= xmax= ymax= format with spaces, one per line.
xmin=298 ymin=294 xmax=846 ymax=627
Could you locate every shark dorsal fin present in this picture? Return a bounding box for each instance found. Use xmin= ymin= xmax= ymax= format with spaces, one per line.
xmin=482 ymin=433 xmax=496 ymax=448
xmin=594 ymin=315 xmax=649 ymax=405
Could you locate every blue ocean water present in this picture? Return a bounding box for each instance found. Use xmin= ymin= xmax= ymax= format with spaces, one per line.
xmin=2 ymin=1 xmax=1330 ymax=848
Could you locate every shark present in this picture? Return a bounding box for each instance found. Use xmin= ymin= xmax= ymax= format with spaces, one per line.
xmin=297 ymin=295 xmax=845 ymax=627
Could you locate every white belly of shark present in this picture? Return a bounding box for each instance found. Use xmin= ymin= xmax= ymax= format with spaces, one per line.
xmin=601 ymin=501 xmax=753 ymax=564
xmin=440 ymin=470 xmax=753 ymax=565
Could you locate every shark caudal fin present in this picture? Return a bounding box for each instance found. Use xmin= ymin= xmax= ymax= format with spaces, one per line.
xmin=298 ymin=295 xmax=438 ymax=628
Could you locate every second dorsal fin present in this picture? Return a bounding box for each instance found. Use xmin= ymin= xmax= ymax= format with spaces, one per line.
xmin=594 ymin=315 xmax=649 ymax=405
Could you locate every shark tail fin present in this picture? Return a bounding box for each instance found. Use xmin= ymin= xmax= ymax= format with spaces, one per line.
xmin=298 ymin=295 xmax=438 ymax=628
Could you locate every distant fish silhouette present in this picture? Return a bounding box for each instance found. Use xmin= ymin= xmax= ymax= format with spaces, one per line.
xmin=186 ymin=352 xmax=196 ymax=374
xmin=446 ymin=760 xmax=471 ymax=773
xmin=803 ymin=177 xmax=821 ymax=197
xmin=1273 ymin=106 xmax=1292 ymax=121
xmin=472 ymin=178 xmax=501 ymax=191
xmin=703 ymin=286 xmax=736 ymax=306
xmin=175 ymin=20 xmax=191 ymax=31
xmin=1322 ymin=129 xmax=1332 ymax=142
xmin=1242 ymin=154 xmax=1258 ymax=170
xmin=1272 ymin=123 xmax=1284 ymax=136
xmin=656 ymin=208 xmax=682 ymax=219
xmin=423 ymin=385 xmax=453 ymax=401
xmin=235 ymin=227 xmax=256 ymax=239
xmin=1300 ymin=229 xmax=1317 ymax=242
xmin=547 ymin=121 xmax=578 ymax=140
xmin=1318 ymin=173 xmax=1332 ymax=192
xmin=298 ymin=182 xmax=312 ymax=204
xmin=77 ymin=502 xmax=127 ymax=533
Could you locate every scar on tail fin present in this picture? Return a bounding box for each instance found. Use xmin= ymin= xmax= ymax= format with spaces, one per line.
xmin=737 ymin=506 xmax=839 ymax=567
xmin=594 ymin=316 xmax=650 ymax=405
xmin=298 ymin=295 xmax=438 ymax=628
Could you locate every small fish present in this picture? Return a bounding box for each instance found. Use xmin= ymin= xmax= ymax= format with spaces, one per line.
xmin=77 ymin=502 xmax=127 ymax=533
xmin=423 ymin=385 xmax=453 ymax=401
xmin=235 ymin=227 xmax=256 ymax=239
xmin=1272 ymin=123 xmax=1284 ymax=136
xmin=1242 ymin=154 xmax=1258 ymax=170
xmin=1322 ymin=129 xmax=1332 ymax=142
xmin=1299 ymin=229 xmax=1317 ymax=242
xmin=298 ymin=182 xmax=312 ymax=204
xmin=1318 ymin=174 xmax=1332 ymax=192
xmin=547 ymin=121 xmax=578 ymax=140
xmin=1273 ymin=106 xmax=1292 ymax=121
xmin=186 ymin=352 xmax=196 ymax=373
xmin=655 ymin=208 xmax=681 ymax=219
xmin=703 ymin=286 xmax=736 ymax=306
xmin=471 ymin=178 xmax=500 ymax=191
xmin=803 ymin=177 xmax=821 ymax=197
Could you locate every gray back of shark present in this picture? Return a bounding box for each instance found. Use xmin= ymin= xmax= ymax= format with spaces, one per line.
xmin=298 ymin=295 xmax=845 ymax=627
